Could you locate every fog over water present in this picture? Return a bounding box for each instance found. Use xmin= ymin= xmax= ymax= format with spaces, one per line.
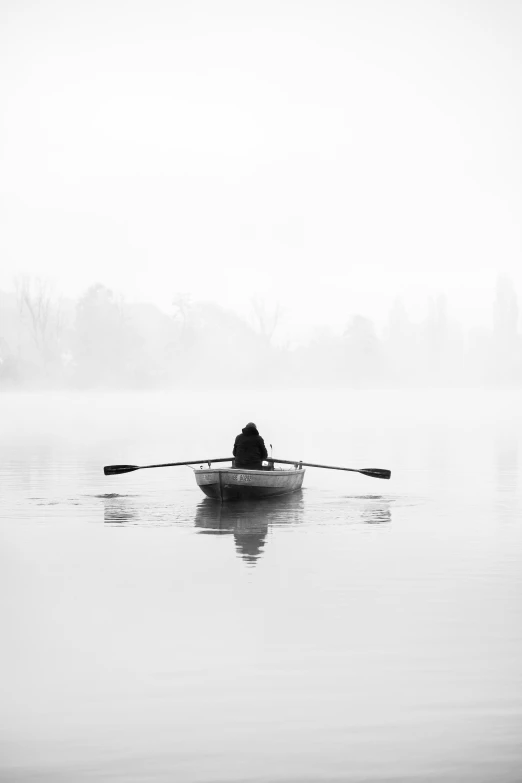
xmin=1 ymin=0 xmax=522 ymax=371
xmin=1 ymin=274 xmax=521 ymax=389
xmin=1 ymin=1 xmax=522 ymax=781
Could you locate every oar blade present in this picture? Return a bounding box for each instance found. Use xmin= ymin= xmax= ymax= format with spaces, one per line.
xmin=359 ymin=468 xmax=391 ymax=480
xmin=104 ymin=464 xmax=140 ymax=476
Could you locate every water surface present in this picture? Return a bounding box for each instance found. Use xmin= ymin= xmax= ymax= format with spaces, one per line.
xmin=1 ymin=390 xmax=521 ymax=782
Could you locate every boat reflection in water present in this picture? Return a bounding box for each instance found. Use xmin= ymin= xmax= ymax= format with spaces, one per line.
xmin=194 ymin=491 xmax=305 ymax=565
xmin=100 ymin=491 xmax=390 ymax=558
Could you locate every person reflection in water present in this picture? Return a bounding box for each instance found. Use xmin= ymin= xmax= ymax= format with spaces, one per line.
xmin=234 ymin=524 xmax=266 ymax=565
xmin=233 ymin=421 xmax=268 ymax=470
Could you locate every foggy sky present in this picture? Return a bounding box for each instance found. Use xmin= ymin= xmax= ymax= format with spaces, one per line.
xmin=1 ymin=0 xmax=521 ymax=341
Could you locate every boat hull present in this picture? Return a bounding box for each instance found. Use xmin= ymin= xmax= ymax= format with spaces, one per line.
xmin=194 ymin=467 xmax=305 ymax=501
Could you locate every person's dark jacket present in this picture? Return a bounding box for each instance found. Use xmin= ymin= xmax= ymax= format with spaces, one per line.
xmin=233 ymin=425 xmax=268 ymax=468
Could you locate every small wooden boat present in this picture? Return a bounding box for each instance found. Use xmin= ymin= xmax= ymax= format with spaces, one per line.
xmin=104 ymin=458 xmax=389 ymax=500
xmin=194 ymin=463 xmax=305 ymax=501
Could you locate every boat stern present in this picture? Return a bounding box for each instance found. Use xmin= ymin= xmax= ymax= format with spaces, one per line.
xmin=194 ymin=467 xmax=305 ymax=501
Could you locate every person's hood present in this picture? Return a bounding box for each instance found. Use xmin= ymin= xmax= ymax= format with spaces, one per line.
xmin=242 ymin=425 xmax=259 ymax=436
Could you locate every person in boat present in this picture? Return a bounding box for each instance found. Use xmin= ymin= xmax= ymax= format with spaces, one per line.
xmin=233 ymin=422 xmax=268 ymax=470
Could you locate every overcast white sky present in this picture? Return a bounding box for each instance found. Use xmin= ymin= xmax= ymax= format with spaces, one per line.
xmin=1 ymin=0 xmax=521 ymax=339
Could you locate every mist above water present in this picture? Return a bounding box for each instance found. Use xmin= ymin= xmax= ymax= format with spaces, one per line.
xmin=1 ymin=1 xmax=522 ymax=395
xmin=0 ymin=275 xmax=520 ymax=389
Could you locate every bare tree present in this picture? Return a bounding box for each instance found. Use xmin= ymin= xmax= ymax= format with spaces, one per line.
xmin=15 ymin=276 xmax=53 ymax=351
xmin=250 ymin=296 xmax=283 ymax=344
xmin=14 ymin=276 xmax=67 ymax=371
xmin=172 ymin=293 xmax=193 ymax=327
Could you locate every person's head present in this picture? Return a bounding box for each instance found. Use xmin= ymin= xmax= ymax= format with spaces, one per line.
xmin=245 ymin=421 xmax=257 ymax=429
xmin=243 ymin=421 xmax=258 ymax=434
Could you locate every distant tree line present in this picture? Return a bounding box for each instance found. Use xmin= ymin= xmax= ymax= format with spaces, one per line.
xmin=0 ymin=277 xmax=520 ymax=389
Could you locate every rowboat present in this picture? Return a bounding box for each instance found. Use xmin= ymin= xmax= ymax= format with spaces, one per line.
xmin=193 ymin=464 xmax=305 ymax=501
xmin=104 ymin=458 xmax=389 ymax=498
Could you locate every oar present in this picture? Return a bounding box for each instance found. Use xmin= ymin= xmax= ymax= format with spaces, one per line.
xmin=104 ymin=457 xmax=234 ymax=476
xmin=269 ymin=458 xmax=391 ymax=480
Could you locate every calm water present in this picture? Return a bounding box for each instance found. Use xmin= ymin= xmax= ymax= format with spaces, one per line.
xmin=1 ymin=390 xmax=521 ymax=782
